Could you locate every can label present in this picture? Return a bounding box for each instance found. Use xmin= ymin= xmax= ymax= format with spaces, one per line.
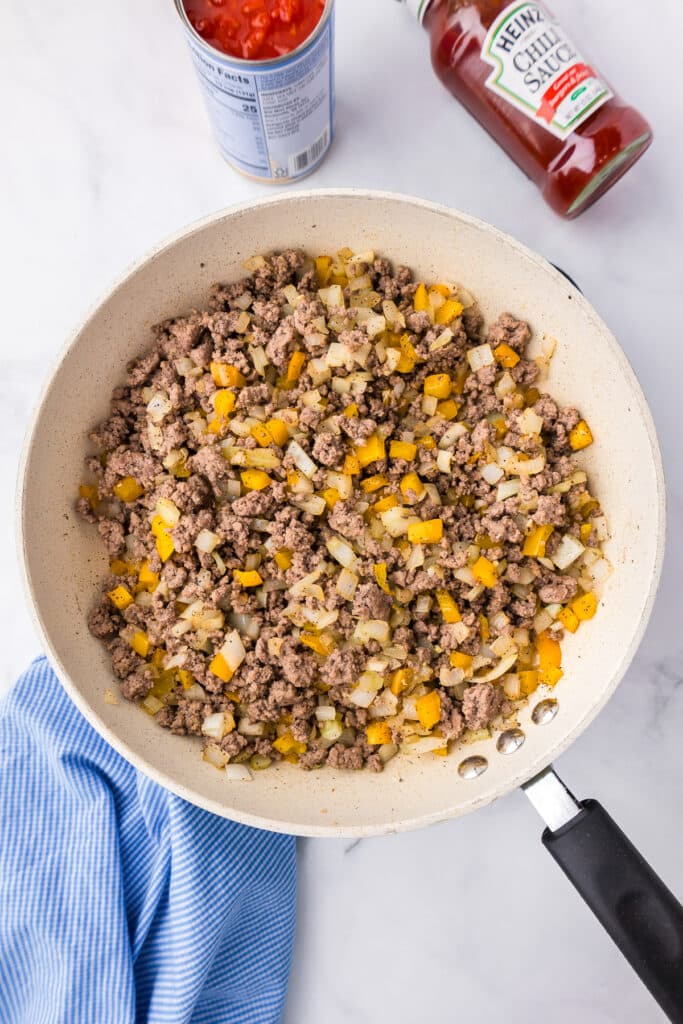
xmin=481 ymin=2 xmax=612 ymax=141
xmin=184 ymin=10 xmax=334 ymax=181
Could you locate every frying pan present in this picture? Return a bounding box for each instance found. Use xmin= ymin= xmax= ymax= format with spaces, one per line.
xmin=18 ymin=190 xmax=683 ymax=1019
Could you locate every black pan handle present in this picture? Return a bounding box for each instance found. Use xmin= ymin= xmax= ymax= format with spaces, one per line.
xmin=524 ymin=769 xmax=683 ymax=1021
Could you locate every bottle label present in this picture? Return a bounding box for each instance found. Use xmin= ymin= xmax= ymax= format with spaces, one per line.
xmin=481 ymin=2 xmax=613 ymax=141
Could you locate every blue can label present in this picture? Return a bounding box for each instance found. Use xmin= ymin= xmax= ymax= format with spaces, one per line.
xmin=184 ymin=10 xmax=334 ymax=181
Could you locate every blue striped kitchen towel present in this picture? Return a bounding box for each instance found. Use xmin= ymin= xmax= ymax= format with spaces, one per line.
xmin=0 ymin=657 xmax=296 ymax=1024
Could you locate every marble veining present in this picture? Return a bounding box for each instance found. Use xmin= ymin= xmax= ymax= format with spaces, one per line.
xmin=2 ymin=0 xmax=682 ymax=1020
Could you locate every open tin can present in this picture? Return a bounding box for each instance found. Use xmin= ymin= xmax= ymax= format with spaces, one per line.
xmin=174 ymin=0 xmax=335 ymax=182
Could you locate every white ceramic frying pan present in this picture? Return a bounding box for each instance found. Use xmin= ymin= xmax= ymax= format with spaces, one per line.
xmin=18 ymin=191 xmax=682 ymax=1019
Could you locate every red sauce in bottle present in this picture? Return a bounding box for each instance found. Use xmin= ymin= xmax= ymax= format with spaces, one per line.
xmin=409 ymin=0 xmax=652 ymax=218
xmin=183 ymin=0 xmax=325 ymax=61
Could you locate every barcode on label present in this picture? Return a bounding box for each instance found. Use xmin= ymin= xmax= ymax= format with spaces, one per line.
xmin=289 ymin=128 xmax=329 ymax=175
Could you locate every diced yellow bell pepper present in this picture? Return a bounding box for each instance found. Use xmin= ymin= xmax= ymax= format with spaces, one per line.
xmin=366 ymin=721 xmax=392 ymax=746
xmin=523 ymin=524 xmax=554 ymax=558
xmin=251 ymin=423 xmax=273 ymax=447
xmin=435 ymin=298 xmax=464 ymax=325
xmin=539 ymin=665 xmax=563 ymax=687
xmin=274 ymin=548 xmax=293 ymax=571
xmin=130 ymin=630 xmax=150 ymax=658
xmin=430 ymin=283 xmax=451 ymax=298
xmin=389 ymin=440 xmax=417 ymax=460
xmin=315 ymin=255 xmax=332 ymax=287
xmin=493 ymin=343 xmax=520 ymax=368
xmin=424 ymin=373 xmax=451 ymax=399
xmin=536 ymin=631 xmax=562 ymax=668
xmin=79 ymin=483 xmax=99 ymax=509
xmin=490 ymin=414 xmax=508 ymax=438
xmin=355 ymin=433 xmax=386 ymax=468
xmin=114 ymin=476 xmax=144 ymax=503
xmin=224 ymin=689 xmax=241 ymax=703
xmin=396 ymin=333 xmax=417 ymax=373
xmin=449 ymin=651 xmax=473 ymax=672
xmin=360 ymin=473 xmax=389 ymax=493
xmin=408 ymin=518 xmax=443 ymax=544
xmin=519 ymin=669 xmax=539 ymax=695
xmin=557 ymin=606 xmax=580 ymax=633
xmin=432 ymin=745 xmax=449 ymax=756
xmin=300 ymin=634 xmax=333 ymax=656
xmin=273 ymin=732 xmax=307 ymax=756
xmin=110 ymin=558 xmax=131 ymax=576
xmin=320 ymin=487 xmax=341 ymax=509
xmin=150 ymin=647 xmax=165 ymax=670
xmin=416 ymin=690 xmax=441 ymax=730
xmin=206 ymin=417 xmax=226 ymax=436
xmin=233 ymin=569 xmax=263 ymax=587
xmin=286 ymin=350 xmax=306 ymax=383
xmin=343 ymin=453 xmax=361 ymax=475
xmin=178 ymin=669 xmax=195 ymax=690
xmin=108 ymin=585 xmax=133 ymax=610
xmin=452 ymin=363 xmax=469 ymax=395
xmin=569 ymin=419 xmax=594 ymax=451
xmin=213 ymin=389 xmax=236 ymax=417
xmin=155 ymin=529 xmax=175 ymax=563
xmin=436 ymin=590 xmax=461 ymax=623
xmin=372 ymin=494 xmax=399 ymax=513
xmin=240 ymin=469 xmax=271 ymax=491
xmin=472 ymin=556 xmax=498 ymax=588
xmin=138 ymin=561 xmax=160 ymax=593
xmin=373 ymin=562 xmax=391 ymax=594
xmin=210 ymin=362 xmax=245 ymax=388
xmin=479 ymin=614 xmax=490 ymax=641
xmin=400 ymin=471 xmax=424 ymax=500
xmin=209 ymin=652 xmax=233 ymax=683
xmin=436 ymin=399 xmax=459 ymax=421
xmin=343 ymin=402 xmax=358 ymax=418
xmin=413 ymin=282 xmax=429 ymax=312
xmin=265 ymin=418 xmax=289 ymax=446
xmin=570 ymin=591 xmax=598 ymax=621
xmin=579 ymin=523 xmax=593 ymax=544
xmin=286 ymin=470 xmax=302 ymax=490
xmin=390 ymin=667 xmax=413 ymax=696
xmin=420 ymin=436 xmax=437 ymax=451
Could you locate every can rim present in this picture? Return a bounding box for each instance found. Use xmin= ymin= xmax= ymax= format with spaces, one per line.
xmin=173 ymin=0 xmax=334 ymax=67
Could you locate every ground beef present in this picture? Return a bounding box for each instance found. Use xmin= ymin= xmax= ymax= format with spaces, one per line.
xmin=80 ymin=248 xmax=604 ymax=774
xmin=352 ymin=583 xmax=392 ymax=621
xmin=462 ymin=683 xmax=502 ymax=731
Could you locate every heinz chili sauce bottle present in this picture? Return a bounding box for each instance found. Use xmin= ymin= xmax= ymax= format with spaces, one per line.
xmin=400 ymin=0 xmax=652 ymax=217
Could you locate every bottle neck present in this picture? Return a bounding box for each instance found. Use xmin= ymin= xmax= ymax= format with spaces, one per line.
xmin=402 ymin=0 xmax=434 ymax=25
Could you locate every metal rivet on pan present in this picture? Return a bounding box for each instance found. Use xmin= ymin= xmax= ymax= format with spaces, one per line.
xmin=496 ymin=727 xmax=525 ymax=754
xmin=532 ymin=698 xmax=559 ymax=725
xmin=458 ymin=755 xmax=488 ymax=779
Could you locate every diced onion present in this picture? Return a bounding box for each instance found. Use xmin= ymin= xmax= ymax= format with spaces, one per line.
xmin=506 ymin=452 xmax=546 ymax=477
xmin=336 ymin=567 xmax=359 ymax=600
xmin=494 ymin=372 xmax=516 ymax=399
xmin=238 ymin=719 xmax=266 ymax=737
xmin=156 ymin=497 xmax=181 ymax=526
xmin=353 ymin=620 xmax=391 ymax=644
xmin=476 ymin=653 xmax=518 ymax=682
xmin=287 ymin=440 xmax=317 ymax=478
xmin=497 ymin=479 xmax=520 ymax=501
xmin=315 ymin=706 xmax=337 ymax=722
xmin=201 ymin=712 xmax=234 ymax=740
xmin=225 ymin=764 xmax=253 ymax=781
xmin=439 ymin=423 xmax=469 ymax=449
xmin=218 ymin=630 xmax=246 ymax=672
xmin=551 ymin=534 xmax=585 ymax=570
xmin=482 ymin=462 xmax=504 ymax=485
xmin=195 ymin=528 xmax=221 ymax=553
xmin=467 ymin=344 xmax=494 ymax=372
xmin=203 ymin=744 xmax=229 ymax=769
xmin=401 ymin=735 xmax=448 ymax=755
xmin=436 ymin=450 xmax=452 ymax=473
xmin=518 ymin=407 xmax=543 ymax=435
xmin=147 ymin=392 xmax=172 ymax=423
xmin=326 ymin=536 xmax=357 ymax=567
xmin=380 ymin=507 xmax=416 ymax=537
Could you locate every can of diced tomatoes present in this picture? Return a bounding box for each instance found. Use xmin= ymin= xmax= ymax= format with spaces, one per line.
xmin=174 ymin=0 xmax=335 ymax=182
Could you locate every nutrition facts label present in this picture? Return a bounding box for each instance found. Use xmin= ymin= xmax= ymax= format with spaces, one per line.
xmin=186 ymin=17 xmax=334 ymax=181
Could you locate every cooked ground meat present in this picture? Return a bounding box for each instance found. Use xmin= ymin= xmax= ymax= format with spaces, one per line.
xmin=79 ymin=249 xmax=605 ymax=774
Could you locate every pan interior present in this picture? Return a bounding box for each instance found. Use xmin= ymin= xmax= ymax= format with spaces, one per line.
xmin=19 ymin=191 xmax=664 ymax=837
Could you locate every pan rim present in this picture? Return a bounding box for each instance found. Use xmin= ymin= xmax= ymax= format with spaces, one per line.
xmin=16 ymin=188 xmax=667 ymax=837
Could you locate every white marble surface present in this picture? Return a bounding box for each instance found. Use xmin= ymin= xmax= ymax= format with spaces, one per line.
xmin=2 ymin=0 xmax=682 ymax=1020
